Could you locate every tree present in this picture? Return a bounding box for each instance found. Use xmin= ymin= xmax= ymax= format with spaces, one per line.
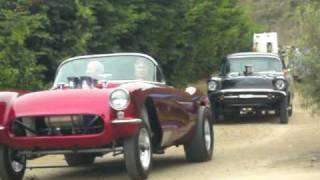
xmin=0 ymin=1 xmax=45 ymax=90
xmin=0 ymin=0 xmax=259 ymax=89
xmin=295 ymin=1 xmax=320 ymax=113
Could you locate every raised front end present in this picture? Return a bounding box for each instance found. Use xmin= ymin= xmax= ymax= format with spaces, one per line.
xmin=208 ymin=53 xmax=293 ymax=122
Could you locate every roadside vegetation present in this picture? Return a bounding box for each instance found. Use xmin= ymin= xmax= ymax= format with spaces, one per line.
xmin=0 ymin=0 xmax=258 ymax=89
xmin=294 ymin=1 xmax=320 ymax=113
xmin=240 ymin=0 xmax=320 ymax=113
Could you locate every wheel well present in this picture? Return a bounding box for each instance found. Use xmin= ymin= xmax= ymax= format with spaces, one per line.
xmin=200 ymin=101 xmax=206 ymax=106
xmin=144 ymin=98 xmax=162 ymax=149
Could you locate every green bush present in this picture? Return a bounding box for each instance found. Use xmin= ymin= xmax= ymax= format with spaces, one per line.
xmin=0 ymin=0 xmax=258 ymax=89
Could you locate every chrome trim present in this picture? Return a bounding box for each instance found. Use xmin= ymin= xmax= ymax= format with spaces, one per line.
xmin=0 ymin=126 xmax=4 ymax=130
xmin=219 ymin=89 xmax=286 ymax=96
xmin=54 ymin=53 xmax=165 ymax=86
xmin=111 ymin=118 xmax=142 ymax=124
xmin=227 ymin=52 xmax=281 ymax=60
xmin=224 ymin=94 xmax=269 ymax=99
xmin=109 ymin=88 xmax=131 ymax=111
xmin=209 ymin=77 xmax=221 ymax=81
xmin=224 ymin=76 xmax=275 ymax=80
xmin=19 ymin=147 xmax=123 ymax=156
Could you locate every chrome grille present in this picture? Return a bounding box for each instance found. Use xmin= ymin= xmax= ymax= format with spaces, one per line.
xmin=11 ymin=115 xmax=104 ymax=137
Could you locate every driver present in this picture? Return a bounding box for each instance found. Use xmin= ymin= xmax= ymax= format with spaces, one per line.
xmin=86 ymin=60 xmax=105 ymax=80
xmin=134 ymin=59 xmax=149 ymax=80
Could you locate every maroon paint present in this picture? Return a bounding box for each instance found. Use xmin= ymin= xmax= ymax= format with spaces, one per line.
xmin=0 ymin=80 xmax=206 ymax=150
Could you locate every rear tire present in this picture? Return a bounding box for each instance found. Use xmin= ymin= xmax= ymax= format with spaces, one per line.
xmin=0 ymin=145 xmax=26 ymax=180
xmin=124 ymin=123 xmax=152 ymax=180
xmin=280 ymin=98 xmax=289 ymax=124
xmin=184 ymin=106 xmax=214 ymax=162
xmin=64 ymin=154 xmax=96 ymax=167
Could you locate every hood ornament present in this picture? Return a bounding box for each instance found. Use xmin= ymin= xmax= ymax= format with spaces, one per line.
xmin=244 ymin=65 xmax=253 ymax=76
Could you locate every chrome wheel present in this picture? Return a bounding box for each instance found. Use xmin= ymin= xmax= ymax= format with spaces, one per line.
xmin=184 ymin=107 xmax=213 ymax=162
xmin=204 ymin=117 xmax=212 ymax=152
xmin=138 ymin=128 xmax=151 ymax=171
xmin=8 ymin=150 xmax=25 ymax=173
xmin=124 ymin=123 xmax=152 ymax=179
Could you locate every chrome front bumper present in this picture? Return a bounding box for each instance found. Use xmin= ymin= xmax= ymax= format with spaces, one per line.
xmin=111 ymin=118 xmax=142 ymax=124
xmin=219 ymin=89 xmax=287 ymax=96
xmin=209 ymin=88 xmax=287 ymax=108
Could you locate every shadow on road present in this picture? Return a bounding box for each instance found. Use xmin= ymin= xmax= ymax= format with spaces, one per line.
xmin=26 ymin=155 xmax=192 ymax=180
xmin=215 ymin=115 xmax=280 ymax=125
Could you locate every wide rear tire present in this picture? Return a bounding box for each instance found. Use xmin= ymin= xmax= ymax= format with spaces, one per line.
xmin=64 ymin=154 xmax=96 ymax=167
xmin=0 ymin=145 xmax=26 ymax=180
xmin=124 ymin=123 xmax=152 ymax=180
xmin=184 ymin=106 xmax=214 ymax=162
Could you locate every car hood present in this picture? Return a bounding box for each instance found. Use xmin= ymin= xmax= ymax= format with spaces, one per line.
xmin=221 ymin=73 xmax=284 ymax=90
xmin=12 ymin=89 xmax=112 ymax=117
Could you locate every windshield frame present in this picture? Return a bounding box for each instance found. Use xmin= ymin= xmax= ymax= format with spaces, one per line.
xmin=53 ymin=53 xmax=165 ymax=86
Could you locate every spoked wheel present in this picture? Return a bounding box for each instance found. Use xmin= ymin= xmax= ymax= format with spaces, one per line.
xmin=184 ymin=106 xmax=214 ymax=162
xmin=124 ymin=123 xmax=152 ymax=180
xmin=204 ymin=117 xmax=212 ymax=153
xmin=0 ymin=145 xmax=26 ymax=180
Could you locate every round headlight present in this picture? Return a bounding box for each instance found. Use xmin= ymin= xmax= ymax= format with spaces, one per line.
xmin=109 ymin=89 xmax=130 ymax=110
xmin=208 ymin=81 xmax=218 ymax=91
xmin=274 ymin=79 xmax=286 ymax=90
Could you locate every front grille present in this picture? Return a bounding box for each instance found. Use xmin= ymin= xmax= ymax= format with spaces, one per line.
xmin=222 ymin=92 xmax=279 ymax=107
xmin=11 ymin=115 xmax=104 ymax=137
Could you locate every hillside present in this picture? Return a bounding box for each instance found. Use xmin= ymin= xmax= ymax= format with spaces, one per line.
xmin=239 ymin=0 xmax=306 ymax=45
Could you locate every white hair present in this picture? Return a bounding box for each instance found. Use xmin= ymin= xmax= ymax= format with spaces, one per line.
xmin=87 ymin=61 xmax=104 ymax=74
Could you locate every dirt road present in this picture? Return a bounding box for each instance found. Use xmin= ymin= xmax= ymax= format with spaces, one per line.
xmin=24 ymin=97 xmax=320 ymax=180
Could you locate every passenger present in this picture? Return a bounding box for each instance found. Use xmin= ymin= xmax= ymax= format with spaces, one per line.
xmin=267 ymin=42 xmax=273 ymax=53
xmin=134 ymin=59 xmax=149 ymax=80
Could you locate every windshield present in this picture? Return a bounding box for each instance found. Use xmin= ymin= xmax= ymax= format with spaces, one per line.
xmin=224 ymin=57 xmax=282 ymax=74
xmin=54 ymin=55 xmax=156 ymax=85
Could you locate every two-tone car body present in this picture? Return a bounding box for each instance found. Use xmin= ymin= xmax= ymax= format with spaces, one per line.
xmin=208 ymin=52 xmax=293 ymax=123
xmin=0 ymin=53 xmax=213 ymax=180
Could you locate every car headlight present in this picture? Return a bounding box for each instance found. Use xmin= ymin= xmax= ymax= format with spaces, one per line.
xmin=274 ymin=79 xmax=286 ymax=90
xmin=208 ymin=81 xmax=218 ymax=91
xmin=109 ymin=89 xmax=130 ymax=110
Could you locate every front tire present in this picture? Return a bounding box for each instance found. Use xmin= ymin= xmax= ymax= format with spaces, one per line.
xmin=280 ymin=98 xmax=289 ymax=124
xmin=0 ymin=145 xmax=26 ymax=180
xmin=124 ymin=123 xmax=152 ymax=180
xmin=64 ymin=154 xmax=96 ymax=167
xmin=184 ymin=106 xmax=214 ymax=162
xmin=288 ymin=104 xmax=293 ymax=117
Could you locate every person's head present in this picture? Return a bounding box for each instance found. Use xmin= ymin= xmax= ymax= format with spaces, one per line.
xmin=267 ymin=42 xmax=273 ymax=53
xmin=86 ymin=61 xmax=104 ymax=78
xmin=134 ymin=59 xmax=148 ymax=80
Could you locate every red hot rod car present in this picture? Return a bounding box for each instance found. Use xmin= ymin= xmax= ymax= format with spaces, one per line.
xmin=0 ymin=53 xmax=213 ymax=180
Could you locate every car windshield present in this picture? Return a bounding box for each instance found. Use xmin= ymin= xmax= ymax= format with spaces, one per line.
xmin=224 ymin=57 xmax=282 ymax=74
xmin=54 ymin=55 xmax=156 ymax=85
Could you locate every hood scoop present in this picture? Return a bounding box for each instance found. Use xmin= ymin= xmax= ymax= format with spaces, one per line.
xmin=243 ymin=65 xmax=253 ymax=76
